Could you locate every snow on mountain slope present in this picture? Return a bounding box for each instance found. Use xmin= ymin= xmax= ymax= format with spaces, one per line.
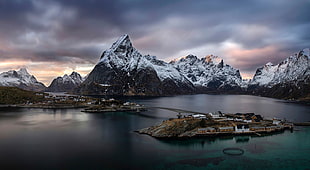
xmin=98 ymin=34 xmax=241 ymax=88
xmin=171 ymin=54 xmax=242 ymax=89
xmin=80 ymin=34 xmax=195 ymax=95
xmin=251 ymin=48 xmax=310 ymax=87
xmin=98 ymin=34 xmax=187 ymax=82
xmin=46 ymin=72 xmax=83 ymax=92
xmin=0 ymin=68 xmax=46 ymax=91
xmin=79 ymin=34 xmax=242 ymax=95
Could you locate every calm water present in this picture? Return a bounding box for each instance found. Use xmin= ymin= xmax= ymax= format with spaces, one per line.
xmin=0 ymin=94 xmax=309 ymax=169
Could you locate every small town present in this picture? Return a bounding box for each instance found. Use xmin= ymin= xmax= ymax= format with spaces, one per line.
xmin=138 ymin=111 xmax=294 ymax=138
xmin=195 ymin=112 xmax=293 ymax=135
xmin=9 ymin=92 xmax=146 ymax=112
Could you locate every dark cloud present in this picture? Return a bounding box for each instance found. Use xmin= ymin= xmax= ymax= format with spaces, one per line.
xmin=0 ymin=0 xmax=309 ymax=80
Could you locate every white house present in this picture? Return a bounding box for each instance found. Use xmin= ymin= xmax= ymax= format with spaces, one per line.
xmin=235 ymin=124 xmax=250 ymax=133
xmin=273 ymin=119 xmax=281 ymax=125
xmin=208 ymin=112 xmax=222 ymax=119
xmin=192 ymin=114 xmax=207 ymax=119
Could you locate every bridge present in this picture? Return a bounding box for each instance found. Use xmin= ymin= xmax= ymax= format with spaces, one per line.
xmin=148 ymin=107 xmax=212 ymax=119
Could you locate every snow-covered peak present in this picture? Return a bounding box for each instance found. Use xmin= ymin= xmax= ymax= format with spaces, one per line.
xmin=171 ymin=54 xmax=242 ymax=87
xmin=93 ymin=34 xmax=243 ymax=90
xmin=46 ymin=71 xmax=84 ymax=92
xmin=0 ymin=68 xmax=45 ymax=91
xmin=0 ymin=68 xmax=37 ymax=85
xmin=98 ymin=34 xmax=142 ymax=69
xmin=55 ymin=72 xmax=83 ymax=85
xmin=171 ymin=54 xmax=223 ymax=65
xmin=110 ymin=34 xmax=131 ymax=51
xmin=203 ymin=55 xmax=222 ymax=65
xmin=70 ymin=71 xmax=84 ymax=83
xmin=171 ymin=55 xmax=199 ymax=65
xmin=251 ymin=49 xmax=310 ymax=86
xmin=265 ymin=62 xmax=274 ymax=67
xmin=17 ymin=68 xmax=29 ymax=75
xmin=301 ymin=48 xmax=309 ymax=58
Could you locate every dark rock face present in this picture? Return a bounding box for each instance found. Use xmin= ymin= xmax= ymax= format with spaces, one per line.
xmin=18 ymin=81 xmax=46 ymax=92
xmin=79 ymin=64 xmax=163 ymax=95
xmin=47 ymin=72 xmax=83 ymax=92
xmin=249 ymin=76 xmax=310 ymax=101
xmin=78 ymin=62 xmax=195 ymax=96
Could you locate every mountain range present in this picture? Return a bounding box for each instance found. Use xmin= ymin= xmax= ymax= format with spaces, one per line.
xmin=0 ymin=35 xmax=308 ymax=101
xmin=76 ymin=34 xmax=243 ymax=96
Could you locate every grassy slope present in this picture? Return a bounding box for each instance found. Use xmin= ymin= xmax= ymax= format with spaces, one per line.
xmin=0 ymin=86 xmax=45 ymax=104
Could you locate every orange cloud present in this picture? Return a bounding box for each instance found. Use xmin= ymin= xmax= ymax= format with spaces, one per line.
xmin=226 ymin=45 xmax=279 ymax=60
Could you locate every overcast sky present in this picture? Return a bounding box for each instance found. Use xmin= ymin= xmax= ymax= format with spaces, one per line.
xmin=0 ymin=0 xmax=309 ymax=85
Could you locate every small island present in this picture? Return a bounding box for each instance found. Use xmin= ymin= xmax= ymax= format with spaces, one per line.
xmin=138 ymin=112 xmax=294 ymax=138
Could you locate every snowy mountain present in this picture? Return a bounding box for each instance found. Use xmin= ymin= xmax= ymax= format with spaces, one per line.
xmin=250 ymin=48 xmax=309 ymax=87
xmin=77 ymin=34 xmax=242 ymax=96
xmin=249 ymin=48 xmax=310 ymax=100
xmin=46 ymin=72 xmax=84 ymax=92
xmin=78 ymin=34 xmax=195 ymax=95
xmin=0 ymin=68 xmax=46 ymax=91
xmin=171 ymin=54 xmax=242 ymax=91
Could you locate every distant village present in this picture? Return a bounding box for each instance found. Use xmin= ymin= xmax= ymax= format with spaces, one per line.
xmin=22 ymin=92 xmax=145 ymax=112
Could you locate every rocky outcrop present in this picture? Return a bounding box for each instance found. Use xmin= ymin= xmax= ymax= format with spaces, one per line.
xmin=138 ymin=118 xmax=203 ymax=138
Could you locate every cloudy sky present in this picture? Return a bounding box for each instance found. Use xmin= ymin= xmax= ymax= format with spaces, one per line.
xmin=0 ymin=0 xmax=309 ymax=85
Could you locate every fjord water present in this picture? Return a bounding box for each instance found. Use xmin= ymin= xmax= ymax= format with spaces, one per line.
xmin=0 ymin=95 xmax=309 ymax=169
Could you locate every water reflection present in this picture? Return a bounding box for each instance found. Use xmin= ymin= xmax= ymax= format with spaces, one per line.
xmin=0 ymin=94 xmax=309 ymax=169
xmin=235 ymin=136 xmax=250 ymax=143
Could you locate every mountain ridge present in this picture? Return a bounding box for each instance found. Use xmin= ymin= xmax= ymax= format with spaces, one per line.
xmin=46 ymin=71 xmax=84 ymax=92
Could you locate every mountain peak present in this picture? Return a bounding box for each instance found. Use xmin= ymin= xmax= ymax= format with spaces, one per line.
xmin=18 ymin=68 xmax=29 ymax=75
xmin=203 ymin=55 xmax=222 ymax=65
xmin=110 ymin=34 xmax=131 ymax=51
xmin=265 ymin=62 xmax=273 ymax=67
xmin=46 ymin=71 xmax=83 ymax=92
xmin=185 ymin=54 xmax=198 ymax=60
xmin=70 ymin=71 xmax=79 ymax=77
xmin=301 ymin=48 xmax=309 ymax=57
xmin=99 ymin=34 xmax=142 ymax=67
xmin=0 ymin=68 xmax=45 ymax=91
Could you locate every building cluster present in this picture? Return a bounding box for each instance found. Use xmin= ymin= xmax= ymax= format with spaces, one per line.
xmin=187 ymin=111 xmax=293 ymax=134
